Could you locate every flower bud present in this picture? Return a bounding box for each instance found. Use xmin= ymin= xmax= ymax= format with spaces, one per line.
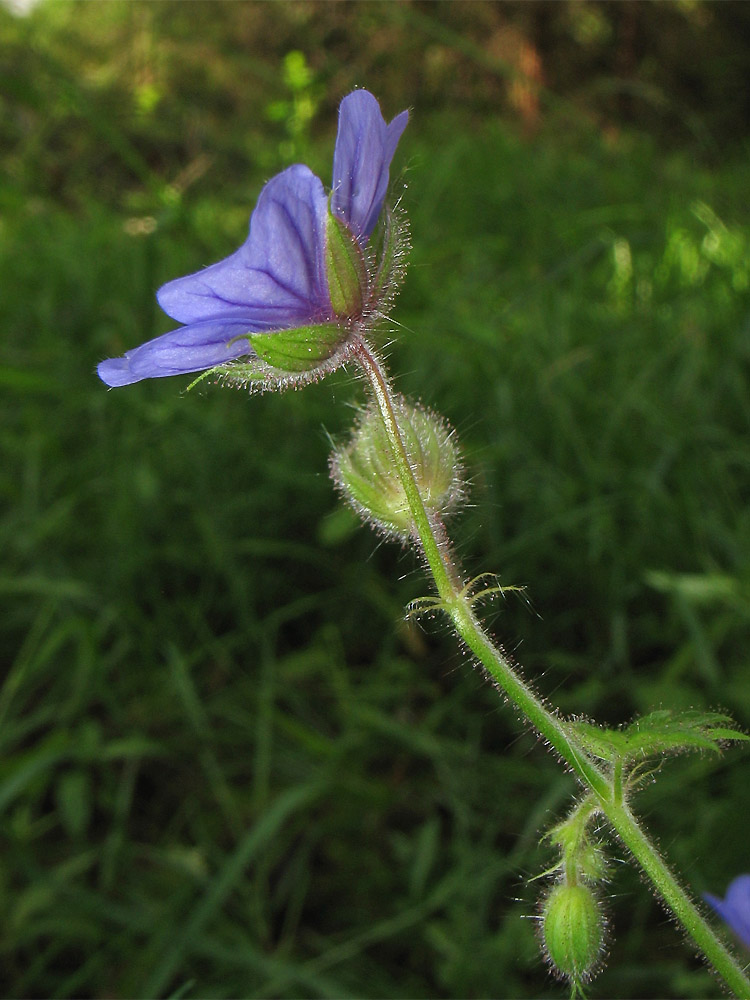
xmin=331 ymin=397 xmax=463 ymax=539
xmin=541 ymin=883 xmax=604 ymax=984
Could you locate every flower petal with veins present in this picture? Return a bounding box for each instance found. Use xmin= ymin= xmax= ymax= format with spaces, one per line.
xmin=98 ymin=91 xmax=408 ymax=387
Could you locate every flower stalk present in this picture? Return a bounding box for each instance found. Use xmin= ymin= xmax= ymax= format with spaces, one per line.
xmin=352 ymin=336 xmax=750 ymax=999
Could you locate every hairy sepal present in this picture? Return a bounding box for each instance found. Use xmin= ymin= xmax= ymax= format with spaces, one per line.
xmin=368 ymin=204 xmax=409 ymax=315
xmin=186 ymin=331 xmax=358 ymax=394
xmin=541 ymin=883 xmax=605 ymax=987
xmin=326 ymin=207 xmax=367 ymax=317
xmin=248 ymin=323 xmax=349 ymax=373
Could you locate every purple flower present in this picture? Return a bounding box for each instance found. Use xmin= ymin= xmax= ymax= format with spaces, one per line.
xmin=705 ymin=875 xmax=750 ymax=947
xmin=98 ymin=91 xmax=408 ymax=388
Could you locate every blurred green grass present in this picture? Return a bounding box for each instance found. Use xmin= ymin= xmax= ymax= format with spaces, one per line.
xmin=2 ymin=2 xmax=750 ymax=998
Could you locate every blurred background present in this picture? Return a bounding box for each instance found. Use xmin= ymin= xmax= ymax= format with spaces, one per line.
xmin=3 ymin=2 xmax=750 ymax=996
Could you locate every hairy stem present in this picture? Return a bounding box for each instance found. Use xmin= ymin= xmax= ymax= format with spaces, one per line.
xmin=352 ymin=336 xmax=750 ymax=997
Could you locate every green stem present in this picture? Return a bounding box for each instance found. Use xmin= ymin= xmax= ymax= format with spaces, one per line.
xmin=352 ymin=338 xmax=750 ymax=997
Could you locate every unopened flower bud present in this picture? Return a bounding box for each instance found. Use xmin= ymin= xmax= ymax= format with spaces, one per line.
xmin=331 ymin=397 xmax=463 ymax=539
xmin=542 ymin=883 xmax=604 ymax=984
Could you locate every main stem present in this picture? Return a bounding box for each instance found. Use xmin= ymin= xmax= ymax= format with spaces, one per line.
xmin=352 ymin=336 xmax=750 ymax=997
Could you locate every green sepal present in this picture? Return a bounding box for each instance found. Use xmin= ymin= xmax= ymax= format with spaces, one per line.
xmin=371 ymin=207 xmax=397 ymax=301
xmin=572 ymin=709 xmax=749 ymax=764
xmin=186 ymin=362 xmax=268 ymax=392
xmin=336 ymin=446 xmax=411 ymax=535
xmin=248 ymin=323 xmax=348 ymax=373
xmin=326 ymin=206 xmax=367 ymax=317
xmin=543 ymin=797 xmax=608 ymax=887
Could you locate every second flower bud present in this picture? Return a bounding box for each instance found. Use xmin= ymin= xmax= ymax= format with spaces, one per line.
xmin=330 ymin=395 xmax=463 ymax=540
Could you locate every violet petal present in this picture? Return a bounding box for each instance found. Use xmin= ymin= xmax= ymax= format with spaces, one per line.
xmin=705 ymin=875 xmax=750 ymax=947
xmin=157 ymin=165 xmax=331 ymax=327
xmin=331 ymin=90 xmax=409 ymax=243
xmin=97 ymin=318 xmax=257 ymax=386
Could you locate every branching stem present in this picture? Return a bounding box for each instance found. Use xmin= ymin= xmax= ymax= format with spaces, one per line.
xmin=352 ymin=336 xmax=750 ymax=998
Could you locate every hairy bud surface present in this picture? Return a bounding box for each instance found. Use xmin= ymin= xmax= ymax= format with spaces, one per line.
xmin=541 ymin=883 xmax=604 ymax=984
xmin=331 ymin=396 xmax=463 ymax=539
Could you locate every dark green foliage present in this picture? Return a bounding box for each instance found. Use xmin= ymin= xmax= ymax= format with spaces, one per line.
xmin=2 ymin=3 xmax=749 ymax=998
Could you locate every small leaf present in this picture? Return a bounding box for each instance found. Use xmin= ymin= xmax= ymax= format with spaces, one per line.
xmin=571 ymin=710 xmax=748 ymax=764
xmin=626 ymin=710 xmax=749 ymax=756
xmin=571 ymin=722 xmax=631 ymax=762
